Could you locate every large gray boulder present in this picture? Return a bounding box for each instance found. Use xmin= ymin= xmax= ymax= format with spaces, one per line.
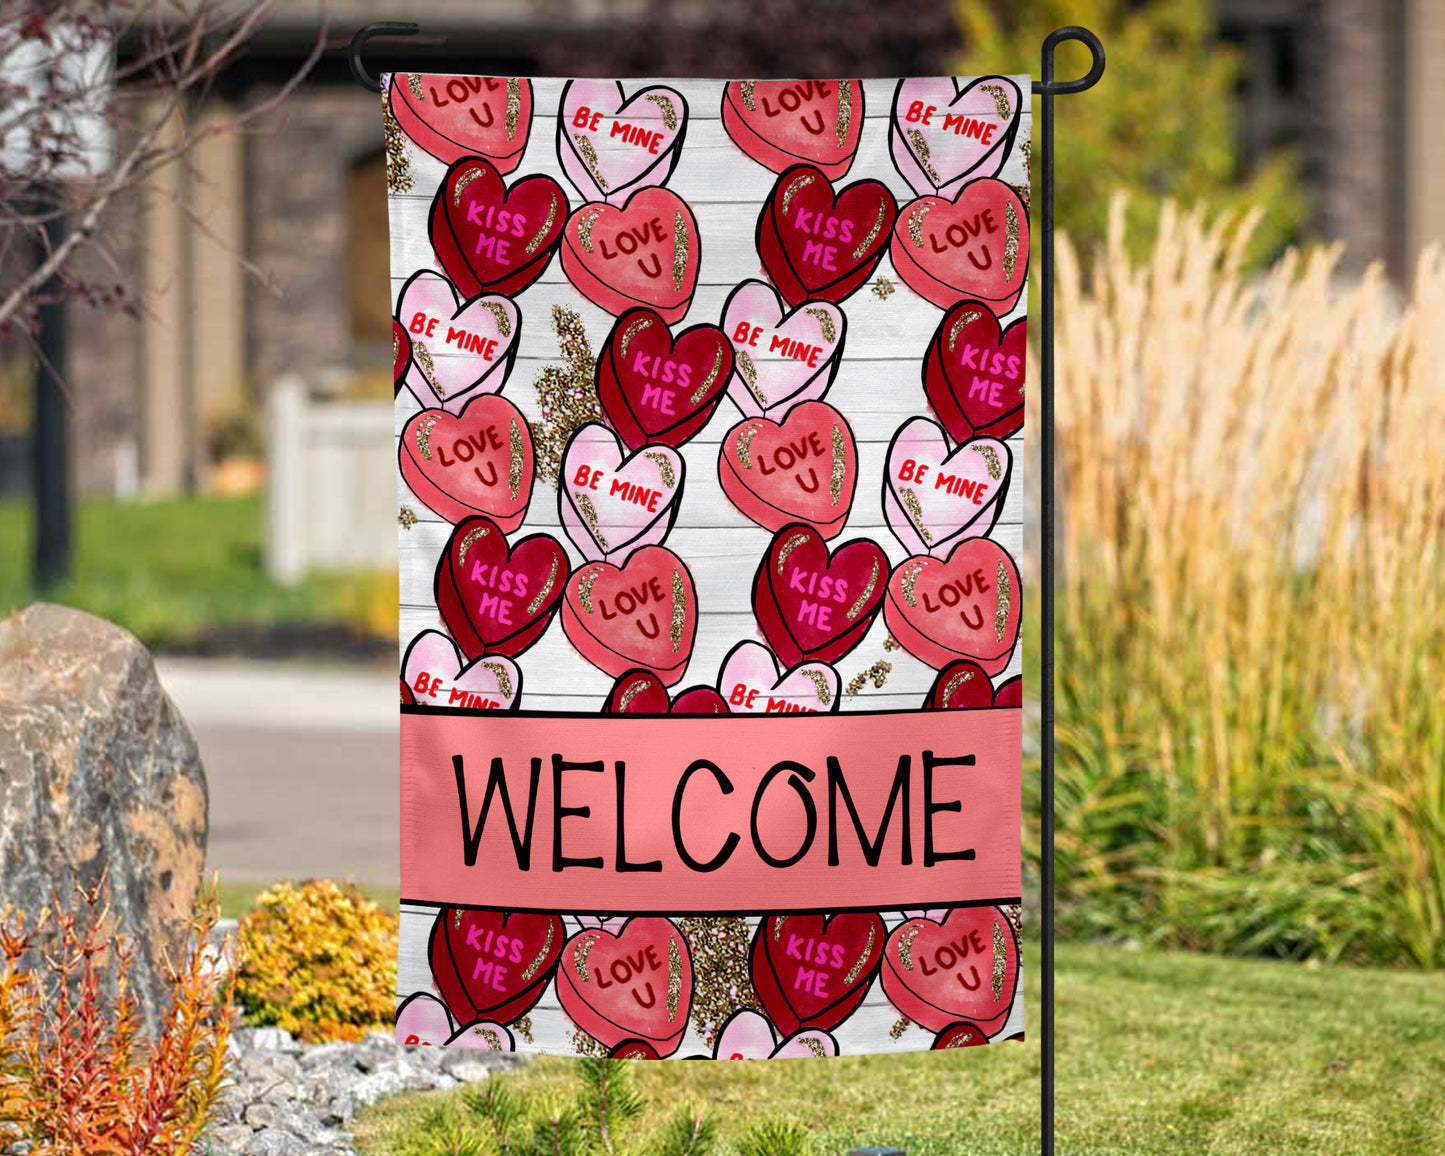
xmin=0 ymin=603 xmax=208 ymax=1028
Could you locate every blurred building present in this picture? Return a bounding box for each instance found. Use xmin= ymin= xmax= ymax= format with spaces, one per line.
xmin=31 ymin=0 xmax=1445 ymax=496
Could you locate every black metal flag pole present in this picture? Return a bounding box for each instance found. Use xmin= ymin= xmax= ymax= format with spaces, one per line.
xmin=351 ymin=25 xmax=1104 ymax=1156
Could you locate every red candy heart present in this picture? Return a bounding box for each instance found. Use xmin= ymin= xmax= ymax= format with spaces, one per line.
xmin=428 ymin=908 xmax=564 ymax=1026
xmin=923 ymin=660 xmax=994 ymax=709
xmin=390 ymin=75 xmax=533 ymax=171
xmin=992 ymin=675 xmax=1022 ymax=707
xmin=556 ymin=918 xmax=693 ymax=1057
xmin=721 ymin=80 xmax=864 ymax=180
xmin=881 ymin=907 xmax=1020 ymax=1034
xmin=923 ymin=302 xmax=1027 ymax=442
xmin=883 ymin=538 xmax=1022 ymax=674
xmin=560 ymin=548 xmax=697 ymax=686
xmin=757 ymin=165 xmax=897 ymax=306
xmin=399 ymin=396 xmax=534 ymax=530
xmin=561 ymin=189 xmax=700 ymax=323
xmin=393 ymin=318 xmax=411 ymax=395
xmin=596 ymin=308 xmax=733 ymax=449
xmin=429 ymin=158 xmax=568 ymax=299
xmin=891 ymin=179 xmax=1029 ymax=315
xmin=752 ymin=524 xmax=887 ymax=667
xmin=750 ymin=913 xmax=886 ymax=1036
xmin=434 ymin=516 xmax=569 ymax=660
xmin=602 ymin=669 xmax=730 ymax=715
xmin=717 ymin=402 xmax=858 ymax=540
xmin=609 ymin=1040 xmax=662 ymax=1060
xmin=933 ymin=1021 xmax=991 ymax=1049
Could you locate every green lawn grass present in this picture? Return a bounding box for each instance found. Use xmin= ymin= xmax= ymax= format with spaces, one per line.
xmin=353 ymin=941 xmax=1445 ymax=1156
xmin=0 ymin=495 xmax=389 ymax=648
xmin=215 ymin=879 xmax=401 ymax=921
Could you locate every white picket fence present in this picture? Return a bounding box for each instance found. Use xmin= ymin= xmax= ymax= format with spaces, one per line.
xmin=265 ymin=376 xmax=394 ymax=582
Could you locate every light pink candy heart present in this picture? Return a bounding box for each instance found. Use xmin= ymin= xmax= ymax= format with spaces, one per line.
xmin=721 ymin=280 xmax=846 ymax=420
xmin=883 ymin=417 xmax=1011 ymax=558
xmin=396 ymin=270 xmax=520 ymax=414
xmin=712 ymin=1009 xmax=840 ymax=1060
xmin=558 ymin=80 xmax=688 ymax=206
xmin=716 ymin=641 xmax=839 ymax=715
xmin=445 ymin=1019 xmax=516 ymax=1051
xmin=401 ymin=629 xmax=522 ymax=710
xmin=574 ymin=915 xmax=630 ymax=934
xmin=395 ymin=992 xmax=453 ymax=1047
xmin=889 ymin=76 xmax=1023 ymax=198
xmin=558 ymin=423 xmax=685 ymax=564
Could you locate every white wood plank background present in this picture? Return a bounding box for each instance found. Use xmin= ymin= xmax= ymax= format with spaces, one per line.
xmin=392 ymin=76 xmax=1031 ymax=711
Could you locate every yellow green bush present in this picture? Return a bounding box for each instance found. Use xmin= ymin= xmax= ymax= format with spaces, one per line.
xmin=236 ymin=880 xmax=399 ymax=1042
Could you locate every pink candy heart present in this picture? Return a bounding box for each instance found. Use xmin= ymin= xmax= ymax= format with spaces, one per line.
xmin=395 ymin=270 xmax=520 ymax=413
xmin=711 ymin=1009 xmax=839 ymax=1060
xmin=889 ymin=76 xmax=1023 ymax=198
xmin=721 ymin=280 xmax=846 ymax=419
xmin=558 ymin=81 xmax=688 ymax=206
xmin=394 ymin=992 xmax=515 ymax=1051
xmin=715 ymin=640 xmax=839 ymax=715
xmin=401 ymin=629 xmax=522 ymax=711
xmin=558 ymin=424 xmax=685 ymax=564
xmin=883 ymin=418 xmax=1011 ymax=557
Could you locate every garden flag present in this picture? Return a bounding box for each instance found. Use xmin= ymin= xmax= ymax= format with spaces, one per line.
xmin=388 ymin=74 xmax=1028 ymax=1058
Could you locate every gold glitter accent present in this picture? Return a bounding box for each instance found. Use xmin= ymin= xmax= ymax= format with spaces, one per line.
xmin=901 ymin=488 xmax=932 ymax=543
xmin=942 ymin=1029 xmax=974 ymax=1048
xmin=883 ymin=634 xmax=901 ymax=651
xmin=505 ymin=78 xmax=521 ymax=140
xmin=524 ymin=193 xmax=559 ymax=256
xmin=670 ymin=569 xmax=686 ymax=653
xmin=479 ymin=301 xmax=513 ymax=338
xmin=735 ymin=423 xmax=760 ymax=470
xmin=798 ymin=1036 xmax=828 ymax=1058
xmin=804 ymin=308 xmax=837 ymax=344
xmin=666 ymin=936 xmax=682 ymax=1021
xmin=617 ymin=677 xmax=652 ymax=712
xmin=475 ymin=1027 xmax=504 ymax=1050
xmin=995 ymin=561 xmax=1011 ymax=641
xmin=890 ymin=1015 xmax=912 ymax=1040
xmin=948 ymin=310 xmax=985 ymax=350
xmin=480 ymin=661 xmax=514 ymax=701
xmin=844 ymin=660 xmax=892 ymax=696
xmin=519 ymin=921 xmax=553 ymax=981
xmin=843 ymin=922 xmax=875 ymax=986
xmin=1017 ymin=138 xmax=1033 ymax=213
xmin=907 ymin=203 xmax=931 ymax=249
xmin=514 ymin=1016 xmax=533 ymax=1043
xmin=620 ymin=316 xmax=653 ymax=356
xmin=573 ymin=932 xmax=600 ymax=983
xmin=690 ymin=345 xmax=724 ymax=404
xmin=780 ymin=173 xmax=814 ymax=216
xmin=740 ymin=81 xmax=757 ymax=111
xmin=393 ymin=331 xmax=399 ymax=364
xmin=907 ymin=128 xmax=942 ymax=187
xmin=406 ymin=73 xmax=424 ymax=102
xmin=383 ymin=90 xmax=414 ymax=195
xmin=1003 ymin=201 xmax=1019 ymax=283
xmin=576 ymin=207 xmax=604 ymax=255
xmin=846 ymin=558 xmax=880 ymax=620
xmin=900 ymin=559 xmax=926 ymax=608
xmin=416 ymin=414 xmax=439 ymax=461
xmin=574 ymin=132 xmax=609 ymax=192
xmin=773 ymin=917 xmax=785 ymax=942
xmin=829 ymin=423 xmax=846 ymax=507
xmin=872 ymin=276 xmax=895 ymax=301
xmin=415 ymin=341 xmax=443 ymax=397
xmin=575 ymin=492 xmax=608 ymax=549
xmin=677 ymin=917 xmax=759 ymax=1046
xmin=453 ymin=164 xmax=486 ymax=208
xmin=576 ymin=567 xmax=601 ymax=613
xmin=992 ymin=918 xmax=1007 ymax=1002
xmin=508 ymin=419 xmax=524 ymax=499
xmin=671 ymin=210 xmax=689 ymax=293
xmin=897 ymin=924 xmax=921 ymax=971
xmin=643 ymin=452 xmax=676 ymax=488
xmin=777 ymin=532 xmax=812 ymax=574
xmin=736 ymin=350 xmax=766 ymax=407
xmin=569 ymin=1028 xmax=607 ymax=1056
xmin=835 ymin=80 xmax=853 ymax=148
xmin=980 ymin=83 xmax=1012 ymax=121
xmin=800 ymin=669 xmax=832 ymax=707
xmin=533 ymin=306 xmax=603 ymax=486
xmin=971 ymin=442 xmax=1002 ymax=480
xmin=526 ymin=554 xmax=559 ymax=615
xmin=942 ymin=668 xmax=975 ymax=702
xmin=850 ymin=199 xmax=887 ymax=260
xmin=457 ymin=525 xmax=490 ymax=566
xmin=646 ymin=93 xmax=679 ymax=130
xmin=398 ymin=506 xmax=417 ymax=531
xmin=455 ymin=910 xmax=463 ymax=931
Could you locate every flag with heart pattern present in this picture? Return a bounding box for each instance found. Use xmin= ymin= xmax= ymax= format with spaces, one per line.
xmin=387 ymin=73 xmax=1028 ymax=1057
